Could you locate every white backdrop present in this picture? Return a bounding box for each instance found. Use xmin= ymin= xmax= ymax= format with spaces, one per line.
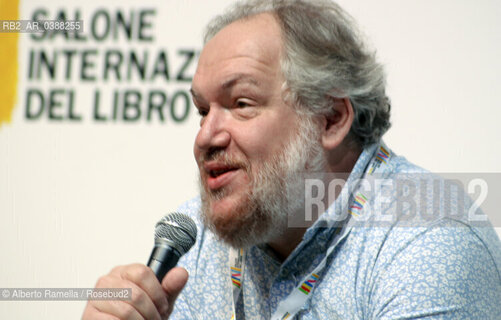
xmin=0 ymin=0 xmax=500 ymax=318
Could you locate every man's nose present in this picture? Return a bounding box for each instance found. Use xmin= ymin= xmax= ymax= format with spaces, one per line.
xmin=194 ymin=107 xmax=231 ymax=152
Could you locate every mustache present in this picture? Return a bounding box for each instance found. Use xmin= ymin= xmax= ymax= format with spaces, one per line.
xmin=197 ymin=149 xmax=249 ymax=170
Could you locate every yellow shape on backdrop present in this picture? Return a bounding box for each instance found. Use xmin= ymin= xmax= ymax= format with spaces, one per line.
xmin=0 ymin=0 xmax=20 ymax=128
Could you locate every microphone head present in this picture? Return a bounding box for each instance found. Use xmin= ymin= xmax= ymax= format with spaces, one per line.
xmin=154 ymin=212 xmax=197 ymax=255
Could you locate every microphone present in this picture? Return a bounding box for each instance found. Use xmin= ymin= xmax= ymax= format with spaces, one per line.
xmin=147 ymin=212 xmax=197 ymax=282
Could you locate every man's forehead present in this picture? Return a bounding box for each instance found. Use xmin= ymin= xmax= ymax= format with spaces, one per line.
xmin=192 ymin=13 xmax=284 ymax=98
xmin=220 ymin=73 xmax=260 ymax=90
xmin=196 ymin=13 xmax=283 ymax=68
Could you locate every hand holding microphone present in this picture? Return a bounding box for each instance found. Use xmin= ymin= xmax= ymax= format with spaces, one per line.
xmin=82 ymin=213 xmax=197 ymax=320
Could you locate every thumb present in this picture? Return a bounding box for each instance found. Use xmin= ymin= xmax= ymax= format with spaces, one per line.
xmin=162 ymin=267 xmax=189 ymax=316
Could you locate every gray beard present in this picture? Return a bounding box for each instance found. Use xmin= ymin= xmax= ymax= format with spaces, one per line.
xmin=199 ymin=116 xmax=326 ymax=248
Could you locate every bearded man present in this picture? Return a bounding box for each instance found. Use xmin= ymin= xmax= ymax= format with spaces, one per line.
xmin=83 ymin=1 xmax=501 ymax=319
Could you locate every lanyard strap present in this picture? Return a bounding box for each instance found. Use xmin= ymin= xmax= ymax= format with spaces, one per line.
xmin=229 ymin=143 xmax=392 ymax=320
xmin=229 ymin=248 xmax=245 ymax=319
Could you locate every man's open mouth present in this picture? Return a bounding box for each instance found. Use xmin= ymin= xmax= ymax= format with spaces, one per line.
xmin=203 ymin=162 xmax=242 ymax=190
xmin=209 ymin=168 xmax=237 ymax=178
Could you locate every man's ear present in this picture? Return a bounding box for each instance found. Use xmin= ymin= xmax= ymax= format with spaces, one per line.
xmin=321 ymin=97 xmax=354 ymax=150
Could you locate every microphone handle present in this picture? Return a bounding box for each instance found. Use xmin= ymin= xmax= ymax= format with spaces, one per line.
xmin=147 ymin=245 xmax=182 ymax=282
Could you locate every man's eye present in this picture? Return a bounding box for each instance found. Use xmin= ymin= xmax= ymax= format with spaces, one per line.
xmin=197 ymin=108 xmax=208 ymax=117
xmin=236 ymin=100 xmax=251 ymax=108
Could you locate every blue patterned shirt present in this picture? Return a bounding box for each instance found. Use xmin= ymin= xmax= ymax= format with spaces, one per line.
xmin=170 ymin=143 xmax=501 ymax=319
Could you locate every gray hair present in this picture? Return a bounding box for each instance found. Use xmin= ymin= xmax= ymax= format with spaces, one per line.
xmin=203 ymin=0 xmax=391 ymax=147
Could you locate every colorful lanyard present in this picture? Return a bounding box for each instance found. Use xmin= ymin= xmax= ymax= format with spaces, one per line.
xmin=229 ymin=143 xmax=392 ymax=320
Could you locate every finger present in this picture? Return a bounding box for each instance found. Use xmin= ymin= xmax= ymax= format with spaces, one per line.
xmin=82 ymin=303 xmax=121 ymax=320
xmin=121 ymin=264 xmax=169 ymax=317
xmin=161 ymin=267 xmax=189 ymax=316
xmin=91 ymin=273 xmax=160 ymax=320
xmin=91 ymin=299 xmax=143 ymax=320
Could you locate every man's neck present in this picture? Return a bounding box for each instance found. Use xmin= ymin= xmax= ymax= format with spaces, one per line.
xmin=266 ymin=141 xmax=362 ymax=261
xmin=266 ymin=228 xmax=307 ymax=262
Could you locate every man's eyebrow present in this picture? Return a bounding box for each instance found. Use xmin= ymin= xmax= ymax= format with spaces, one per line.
xmin=190 ymin=74 xmax=260 ymax=103
xmin=190 ymin=88 xmax=206 ymax=104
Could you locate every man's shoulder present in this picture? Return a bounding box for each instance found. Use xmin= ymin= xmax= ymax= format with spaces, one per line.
xmin=359 ymin=146 xmax=501 ymax=274
xmin=322 ymin=219 xmax=501 ymax=318
xmin=384 ymin=145 xmax=429 ymax=174
xmin=358 ymin=220 xmax=501 ymax=318
xmin=354 ymin=218 xmax=501 ymax=270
